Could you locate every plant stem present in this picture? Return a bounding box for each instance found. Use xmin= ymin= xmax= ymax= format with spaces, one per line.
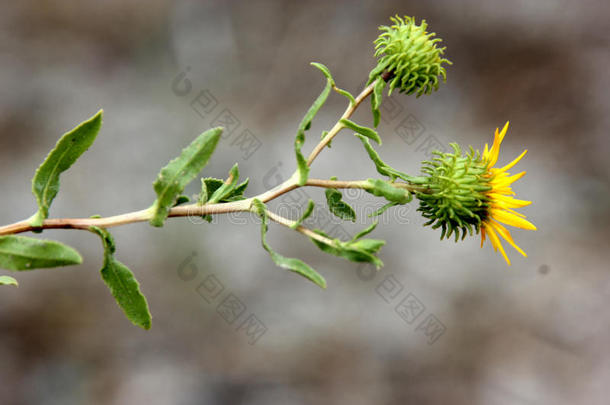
xmin=0 ymin=76 xmax=421 ymax=238
xmin=264 ymin=209 xmax=334 ymax=246
xmin=0 ymin=178 xmax=423 ymax=236
xmin=306 ymin=79 xmax=378 ymax=166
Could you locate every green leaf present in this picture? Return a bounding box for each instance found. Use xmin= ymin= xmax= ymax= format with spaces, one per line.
xmin=291 ymin=199 xmax=315 ymax=229
xmin=252 ymin=199 xmax=326 ymax=288
xmin=371 ymin=79 xmax=386 ymax=128
xmin=309 ymin=230 xmax=385 ymax=268
xmin=340 ymin=118 xmax=381 ymax=145
xmin=89 ymin=227 xmax=151 ymax=330
xmin=0 ymin=276 xmax=18 ymax=287
xmin=173 ymin=195 xmax=191 ymax=207
xmin=355 ymin=134 xmax=412 ymax=182
xmin=369 ymin=202 xmax=398 ymax=217
xmin=150 ymin=127 xmax=222 ymax=227
xmin=351 ymin=221 xmax=379 ymax=242
xmin=325 ymin=187 xmax=356 ymax=222
xmin=295 ymin=66 xmax=333 ymax=186
xmin=311 ymin=62 xmax=356 ymax=106
xmin=365 ymin=179 xmax=413 ymax=205
xmin=207 ymin=164 xmax=240 ymax=204
xmin=0 ymin=235 xmax=82 ymax=271
xmin=30 ymin=110 xmax=103 ymax=227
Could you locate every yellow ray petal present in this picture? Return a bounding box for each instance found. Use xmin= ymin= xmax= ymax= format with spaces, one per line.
xmin=499 ymin=149 xmax=527 ymax=172
xmin=490 ymin=220 xmax=527 ymax=257
xmin=488 ymin=194 xmax=532 ymax=208
xmin=492 ymin=209 xmax=537 ymax=230
xmin=486 ymin=225 xmax=511 ymax=265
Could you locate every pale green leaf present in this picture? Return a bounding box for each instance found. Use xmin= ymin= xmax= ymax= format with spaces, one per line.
xmin=340 ymin=118 xmax=381 ymax=145
xmin=369 ymin=202 xmax=398 ymax=217
xmin=150 ymin=127 xmax=222 ymax=227
xmin=355 ymin=134 xmax=412 ymax=182
xmin=90 ymin=227 xmax=151 ymax=330
xmin=309 ymin=229 xmax=385 ymax=268
xmin=0 ymin=276 xmax=18 ymax=286
xmin=207 ymin=164 xmax=240 ymax=204
xmin=311 ymin=62 xmax=356 ymax=106
xmin=351 ymin=221 xmax=379 ymax=242
xmin=365 ymin=179 xmax=413 ymax=204
xmin=252 ymin=199 xmax=326 ymax=288
xmin=291 ymin=199 xmax=315 ymax=229
xmin=30 ymin=110 xmax=103 ymax=227
xmin=371 ymin=79 xmax=385 ymax=128
xmin=295 ymin=66 xmax=333 ymax=186
xmin=0 ymin=235 xmax=82 ymax=271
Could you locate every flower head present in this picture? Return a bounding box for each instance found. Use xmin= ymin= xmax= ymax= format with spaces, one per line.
xmin=415 ymin=122 xmax=536 ymax=265
xmin=369 ymin=15 xmax=452 ymax=96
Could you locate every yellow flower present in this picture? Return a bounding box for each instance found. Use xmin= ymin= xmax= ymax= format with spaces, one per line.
xmin=480 ymin=122 xmax=536 ymax=265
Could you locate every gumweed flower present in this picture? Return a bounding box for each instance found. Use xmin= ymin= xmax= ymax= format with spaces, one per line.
xmin=414 ymin=123 xmax=536 ymax=265
xmin=368 ymin=15 xmax=452 ymax=96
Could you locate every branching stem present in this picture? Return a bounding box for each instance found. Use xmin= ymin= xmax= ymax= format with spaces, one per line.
xmin=0 ymin=77 xmax=421 ymax=240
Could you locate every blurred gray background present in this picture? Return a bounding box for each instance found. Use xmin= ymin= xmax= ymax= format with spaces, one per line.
xmin=1 ymin=1 xmax=609 ymax=404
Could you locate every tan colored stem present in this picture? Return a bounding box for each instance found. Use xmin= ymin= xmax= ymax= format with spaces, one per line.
xmin=306 ymin=79 xmax=377 ymax=166
xmin=0 ymin=78 xmax=418 ymax=238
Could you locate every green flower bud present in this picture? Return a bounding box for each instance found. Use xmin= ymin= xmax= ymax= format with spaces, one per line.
xmin=369 ymin=16 xmax=451 ymax=96
xmin=414 ymin=144 xmax=491 ymax=241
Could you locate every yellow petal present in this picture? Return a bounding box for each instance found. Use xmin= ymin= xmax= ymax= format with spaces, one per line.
xmin=499 ymin=149 xmax=527 ymax=172
xmin=486 ymin=225 xmax=511 ymax=265
xmin=490 ymin=220 xmax=527 ymax=257
xmin=492 ymin=209 xmax=537 ymax=230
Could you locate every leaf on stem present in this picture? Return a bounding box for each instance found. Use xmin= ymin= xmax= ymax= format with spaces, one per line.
xmin=30 ymin=110 xmax=103 ymax=227
xmin=150 ymin=127 xmax=222 ymax=227
xmin=355 ymin=134 xmax=412 ymax=182
xmin=311 ymin=62 xmax=356 ymax=106
xmin=340 ymin=119 xmax=382 ymax=145
xmin=0 ymin=276 xmax=18 ymax=287
xmin=294 ymin=65 xmax=333 ymax=186
xmin=206 ymin=164 xmax=241 ymax=204
xmin=251 ymin=199 xmax=326 ymax=288
xmin=291 ymin=199 xmax=315 ymax=229
xmin=89 ymin=227 xmax=152 ymax=330
xmin=309 ymin=229 xmax=385 ymax=269
xmin=371 ymin=79 xmax=386 ymax=128
xmin=365 ymin=179 xmax=413 ymax=205
xmin=325 ymin=187 xmax=356 ymax=222
xmin=0 ymin=235 xmax=82 ymax=271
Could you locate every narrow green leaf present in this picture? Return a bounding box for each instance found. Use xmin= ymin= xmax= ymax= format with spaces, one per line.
xmin=252 ymin=199 xmax=326 ymax=288
xmin=150 ymin=127 xmax=222 ymax=227
xmin=225 ymin=178 xmax=249 ymax=201
xmin=355 ymin=134 xmax=412 ymax=182
xmin=291 ymin=199 xmax=315 ymax=229
xmin=311 ymin=62 xmax=356 ymax=106
xmin=0 ymin=276 xmax=18 ymax=286
xmin=295 ymin=66 xmax=333 ymax=186
xmin=89 ymin=227 xmax=152 ymax=330
xmin=30 ymin=109 xmax=103 ymax=227
xmin=310 ymin=62 xmax=334 ymax=83
xmin=0 ymin=235 xmax=82 ymax=271
xmin=371 ymin=79 xmax=386 ymax=128
xmin=369 ymin=202 xmax=398 ymax=217
xmin=207 ymin=164 xmax=239 ymax=204
xmin=309 ymin=230 xmax=385 ymax=268
xmin=325 ymin=188 xmax=356 ymax=222
xmin=340 ymin=118 xmax=381 ymax=145
xmin=351 ymin=221 xmax=379 ymax=242
xmin=365 ymin=179 xmax=413 ymax=205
